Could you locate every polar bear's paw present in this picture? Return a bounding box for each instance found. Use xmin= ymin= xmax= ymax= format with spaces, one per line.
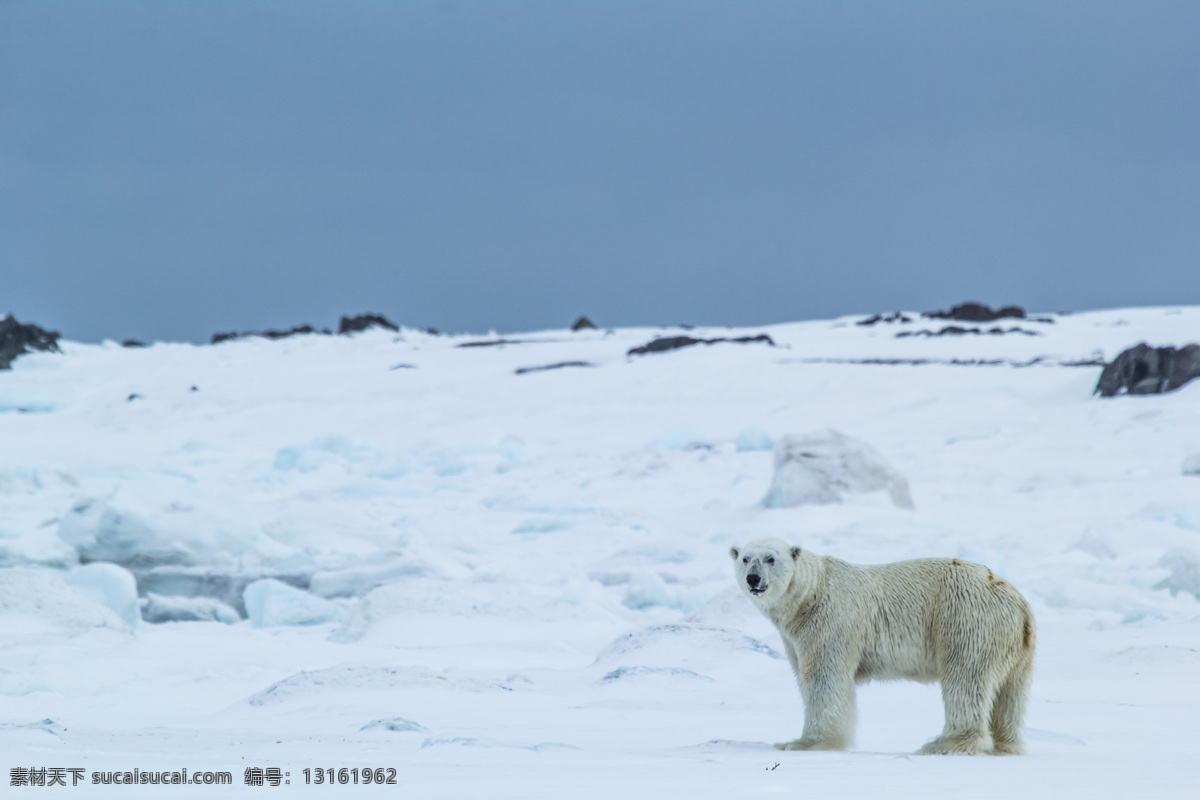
xmin=773 ymin=737 xmax=842 ymax=751
xmin=990 ymin=739 xmax=1024 ymax=756
xmin=917 ymin=733 xmax=988 ymax=756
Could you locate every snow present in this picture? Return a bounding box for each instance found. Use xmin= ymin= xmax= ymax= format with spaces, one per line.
xmin=141 ymin=592 xmax=241 ymax=624
xmin=63 ymin=562 xmax=140 ymax=629
xmin=735 ymin=427 xmax=774 ymax=452
xmin=243 ymin=578 xmax=340 ymax=628
xmin=762 ymin=429 xmax=915 ymax=509
xmin=1 ymin=309 xmax=1198 ymax=797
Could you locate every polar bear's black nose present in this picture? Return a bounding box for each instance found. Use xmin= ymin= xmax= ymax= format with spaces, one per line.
xmin=746 ymin=574 xmax=761 ymax=588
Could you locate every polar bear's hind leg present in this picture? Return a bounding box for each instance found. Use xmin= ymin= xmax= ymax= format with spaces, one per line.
xmin=989 ymin=650 xmax=1033 ymax=755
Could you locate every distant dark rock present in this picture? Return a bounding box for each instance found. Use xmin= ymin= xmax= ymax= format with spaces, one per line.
xmin=0 ymin=315 xmax=61 ymax=370
xmin=211 ymin=325 xmax=330 ymax=344
xmin=122 ymin=339 xmax=146 ymax=348
xmin=425 ymin=327 xmax=440 ymax=336
xmin=924 ymin=302 xmax=1027 ymax=323
xmin=515 ymin=361 xmax=595 ymax=375
xmin=456 ymin=338 xmax=529 ymax=348
xmin=896 ymin=326 xmax=1039 ymax=338
xmin=1095 ymin=343 xmax=1200 ymax=397
xmin=857 ymin=312 xmax=912 ymax=326
xmin=127 ymin=393 xmax=142 ymax=402
xmin=627 ymin=334 xmax=774 ymax=356
xmin=260 ymin=325 xmax=327 ymax=340
xmin=571 ymin=316 xmax=597 ymax=331
xmin=189 ymin=386 xmax=199 ymax=392
xmin=339 ymin=313 xmax=399 ymax=334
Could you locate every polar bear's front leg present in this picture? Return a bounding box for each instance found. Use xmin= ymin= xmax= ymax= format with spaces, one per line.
xmin=775 ymin=647 xmax=856 ymax=751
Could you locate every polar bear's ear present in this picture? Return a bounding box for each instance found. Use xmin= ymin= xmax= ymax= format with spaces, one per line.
xmin=729 ymin=547 xmax=739 ymax=560
xmin=790 ymin=546 xmax=802 ymax=560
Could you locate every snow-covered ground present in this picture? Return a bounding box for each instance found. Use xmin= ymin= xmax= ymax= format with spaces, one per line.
xmin=2 ymin=306 xmax=1198 ymax=797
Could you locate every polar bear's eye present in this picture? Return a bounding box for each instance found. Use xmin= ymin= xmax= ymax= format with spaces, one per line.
xmin=766 ymin=557 xmax=775 ymax=565
xmin=742 ymin=557 xmax=749 ymax=564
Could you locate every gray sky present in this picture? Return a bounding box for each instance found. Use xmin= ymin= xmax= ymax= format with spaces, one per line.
xmin=2 ymin=1 xmax=1198 ymax=343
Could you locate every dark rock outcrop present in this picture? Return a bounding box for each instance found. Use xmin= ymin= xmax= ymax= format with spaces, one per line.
xmin=211 ymin=325 xmax=330 ymax=344
xmin=457 ymin=338 xmax=526 ymax=348
xmin=896 ymin=326 xmax=1039 ymax=338
xmin=924 ymin=302 xmax=1026 ymax=323
xmin=1095 ymin=343 xmax=1200 ymax=397
xmin=627 ymin=334 xmax=774 ymax=356
xmin=571 ymin=316 xmax=597 ymax=331
xmin=338 ymin=313 xmax=399 ymax=334
xmin=857 ymin=312 xmax=912 ymax=326
xmin=0 ymin=315 xmax=61 ymax=369
xmin=515 ymin=361 xmax=595 ymax=375
xmin=121 ymin=339 xmax=146 ymax=348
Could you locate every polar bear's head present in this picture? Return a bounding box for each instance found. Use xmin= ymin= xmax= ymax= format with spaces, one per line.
xmin=730 ymin=537 xmax=802 ymax=604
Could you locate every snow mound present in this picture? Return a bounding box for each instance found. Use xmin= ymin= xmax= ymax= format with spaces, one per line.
xmin=1183 ymin=454 xmax=1200 ymax=476
xmin=0 ymin=567 xmax=129 ymax=634
xmin=599 ymin=666 xmax=713 ymax=683
xmin=735 ymin=429 xmax=773 ymax=452
xmin=64 ymin=563 xmax=140 ymax=628
xmin=57 ymin=489 xmax=294 ymax=569
xmin=419 ymin=736 xmax=578 ymax=751
xmin=683 ymin=586 xmax=764 ymax=628
xmin=763 ymin=429 xmax=914 ymax=509
xmin=595 ymin=624 xmax=782 ymax=665
xmin=360 ymin=717 xmax=426 ymax=733
xmin=1108 ymin=645 xmax=1200 ymax=666
xmin=248 ymin=665 xmax=515 ymax=706
xmin=141 ymin=592 xmax=240 ymax=624
xmin=243 ymin=578 xmax=340 ymax=627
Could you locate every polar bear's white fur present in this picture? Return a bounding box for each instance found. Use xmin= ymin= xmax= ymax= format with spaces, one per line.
xmin=731 ymin=538 xmax=1035 ymax=755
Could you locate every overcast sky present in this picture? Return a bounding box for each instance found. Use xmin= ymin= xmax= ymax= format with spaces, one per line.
xmin=2 ymin=1 xmax=1198 ymax=343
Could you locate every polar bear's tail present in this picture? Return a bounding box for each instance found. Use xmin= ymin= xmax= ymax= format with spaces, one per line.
xmin=990 ymin=602 xmax=1035 ymax=755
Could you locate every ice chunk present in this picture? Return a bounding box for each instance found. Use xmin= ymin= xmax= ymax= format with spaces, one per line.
xmin=308 ymin=560 xmax=429 ymax=599
xmin=243 ymin=578 xmax=340 ymax=627
xmin=141 ymin=592 xmax=240 ymax=624
xmin=1154 ymin=550 xmax=1200 ymax=600
xmin=763 ymin=429 xmax=914 ymax=509
xmin=0 ymin=567 xmax=129 ymax=634
xmin=57 ymin=489 xmax=294 ymax=569
xmin=735 ymin=429 xmax=773 ymax=452
xmin=273 ymin=436 xmax=420 ymax=479
xmin=1133 ymin=503 xmax=1200 ymax=532
xmin=64 ymin=563 xmax=140 ymax=629
xmin=1183 ymin=454 xmax=1200 ymax=476
xmin=0 ymin=393 xmax=58 ymax=414
xmin=621 ymin=570 xmax=713 ymax=613
xmin=136 ymin=566 xmax=313 ymax=616
xmin=646 ymin=426 xmax=705 ymax=452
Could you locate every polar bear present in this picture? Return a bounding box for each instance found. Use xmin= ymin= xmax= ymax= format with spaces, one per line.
xmin=731 ymin=538 xmax=1034 ymax=755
